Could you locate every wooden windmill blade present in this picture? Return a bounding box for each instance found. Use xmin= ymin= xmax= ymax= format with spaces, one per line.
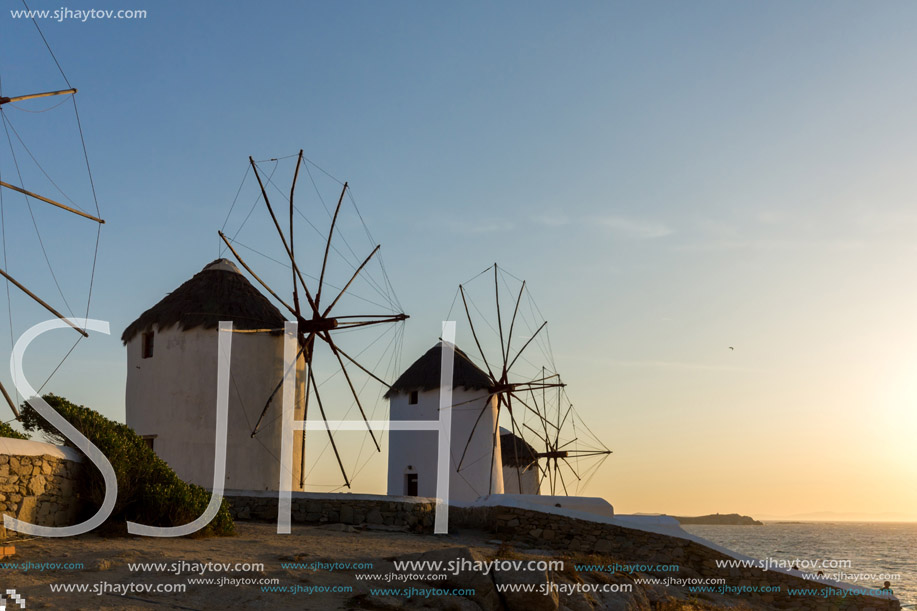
xmin=454 ymin=264 xmax=562 ymax=494
xmin=0 ymin=87 xmax=104 ymax=340
xmin=0 ymin=181 xmax=104 ymax=224
xmin=0 ymin=268 xmax=89 ymax=337
xmin=247 ymin=154 xmax=317 ymax=314
xmin=1 ymin=90 xmax=105 ymax=225
xmin=286 ymin=150 xmax=311 ymax=487
xmin=0 ymin=20 xmax=105 ymax=419
xmin=532 ymin=383 xmax=613 ymax=496
xmin=0 ymin=101 xmax=105 ymax=420
xmin=0 ymin=380 xmax=20 ymax=418
xmin=0 ymin=268 xmax=87 ymax=417
xmin=220 ymin=153 xmax=408 ymax=489
xmin=0 ymin=88 xmax=77 ymax=107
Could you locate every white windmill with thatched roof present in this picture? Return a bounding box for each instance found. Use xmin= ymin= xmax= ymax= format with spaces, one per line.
xmin=124 ymin=150 xmax=409 ymax=495
xmin=386 ymin=342 xmax=504 ymax=503
xmin=386 ymin=264 xmax=613 ymax=504
xmin=500 ymin=427 xmax=540 ymax=494
xmin=123 ymin=258 xmax=307 ymax=491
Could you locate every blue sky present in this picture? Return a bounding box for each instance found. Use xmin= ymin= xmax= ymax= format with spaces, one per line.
xmin=2 ymin=0 xmax=917 ymax=517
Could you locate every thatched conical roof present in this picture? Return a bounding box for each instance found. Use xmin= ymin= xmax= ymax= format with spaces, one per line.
xmin=121 ymin=259 xmax=286 ymax=343
xmin=500 ymin=427 xmax=539 ymax=468
xmin=385 ymin=342 xmax=492 ymax=398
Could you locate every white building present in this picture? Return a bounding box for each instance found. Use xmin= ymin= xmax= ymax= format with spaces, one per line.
xmin=123 ymin=259 xmax=305 ymax=491
xmin=500 ymin=427 xmax=541 ymax=495
xmin=386 ymin=343 xmax=504 ymax=503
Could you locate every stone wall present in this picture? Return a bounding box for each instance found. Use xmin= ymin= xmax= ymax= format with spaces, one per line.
xmin=0 ymin=440 xmax=83 ymax=539
xmin=226 ymin=492 xmax=436 ymax=530
xmin=227 ymin=493 xmax=899 ymax=610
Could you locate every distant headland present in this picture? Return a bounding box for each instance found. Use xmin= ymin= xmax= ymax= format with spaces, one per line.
xmin=673 ymin=513 xmax=764 ymax=525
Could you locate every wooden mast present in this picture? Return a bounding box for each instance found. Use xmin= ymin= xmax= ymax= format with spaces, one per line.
xmin=0 ymin=52 xmax=103 ymax=423
xmin=0 ymin=88 xmax=77 ymax=106
xmin=0 ymin=269 xmax=88 ymax=337
xmin=0 ymin=182 xmax=104 ymax=224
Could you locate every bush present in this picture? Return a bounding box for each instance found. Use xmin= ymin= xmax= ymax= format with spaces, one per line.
xmin=0 ymin=421 xmax=29 ymax=440
xmin=20 ymin=394 xmax=234 ymax=537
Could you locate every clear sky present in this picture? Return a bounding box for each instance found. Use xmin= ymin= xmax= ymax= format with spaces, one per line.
xmin=2 ymin=0 xmax=916 ymax=520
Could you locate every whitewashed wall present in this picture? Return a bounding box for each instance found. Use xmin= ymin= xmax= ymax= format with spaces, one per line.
xmin=388 ymin=387 xmax=503 ymax=503
xmin=501 ymin=464 xmax=540 ymax=495
xmin=125 ymin=325 xmax=305 ymax=491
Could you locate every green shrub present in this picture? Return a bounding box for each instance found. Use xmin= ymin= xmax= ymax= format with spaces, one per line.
xmin=20 ymin=394 xmax=234 ymax=537
xmin=0 ymin=421 xmax=29 ymax=440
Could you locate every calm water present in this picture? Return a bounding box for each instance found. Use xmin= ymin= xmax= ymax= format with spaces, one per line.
xmin=682 ymin=522 xmax=917 ymax=607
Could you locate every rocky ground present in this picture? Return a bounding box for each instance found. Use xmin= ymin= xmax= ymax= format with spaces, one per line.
xmin=1 ymin=522 xmax=788 ymax=610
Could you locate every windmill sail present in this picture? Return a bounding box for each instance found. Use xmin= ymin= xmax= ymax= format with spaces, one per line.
xmin=449 ymin=263 xmax=612 ymax=497
xmin=0 ymin=12 xmax=105 ymax=420
xmin=218 ymin=151 xmax=407 ymax=491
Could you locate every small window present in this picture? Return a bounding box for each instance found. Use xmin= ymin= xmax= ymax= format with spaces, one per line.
xmin=409 ymin=390 xmax=419 ymax=405
xmin=141 ymin=331 xmax=154 ymax=359
xmin=405 ymin=473 xmax=418 ymax=496
xmin=141 ymin=434 xmax=157 ymax=451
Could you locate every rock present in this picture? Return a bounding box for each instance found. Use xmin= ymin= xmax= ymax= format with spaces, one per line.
xmin=366 ymin=508 xmax=384 ymax=524
xmin=594 ymin=539 xmax=614 ymax=554
xmin=17 ymin=497 xmax=38 ymax=522
xmin=551 ymin=573 xmax=593 ymax=611
xmin=492 ymin=566 xmax=559 ymax=611
xmin=587 ymin=573 xmax=652 ymax=611
xmin=394 ymin=547 xmax=502 ymax=611
xmin=94 ymin=559 xmax=113 ymax=571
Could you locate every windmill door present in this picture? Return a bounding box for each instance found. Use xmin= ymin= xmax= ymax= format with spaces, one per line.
xmin=405 ymin=473 xmax=418 ymax=496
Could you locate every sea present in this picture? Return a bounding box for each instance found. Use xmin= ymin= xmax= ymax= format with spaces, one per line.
xmin=681 ymin=522 xmax=917 ymax=608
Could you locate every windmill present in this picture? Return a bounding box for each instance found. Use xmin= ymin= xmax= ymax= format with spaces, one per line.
xmin=218 ymin=151 xmax=407 ymax=490
xmin=0 ymin=9 xmax=105 ymax=423
xmin=450 ymin=264 xmax=611 ymax=497
xmin=524 ymin=372 xmax=614 ymax=496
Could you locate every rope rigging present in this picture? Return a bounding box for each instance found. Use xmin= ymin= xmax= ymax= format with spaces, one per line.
xmin=450 ymin=263 xmax=612 ymax=497
xmin=219 ymin=151 xmax=408 ymax=491
xmin=0 ymin=0 xmax=105 ymax=422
